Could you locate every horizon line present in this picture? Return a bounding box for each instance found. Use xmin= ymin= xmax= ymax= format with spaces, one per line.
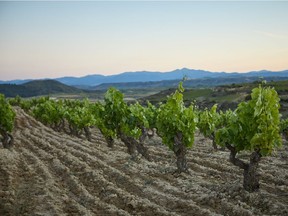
xmin=1 ymin=67 xmax=288 ymax=82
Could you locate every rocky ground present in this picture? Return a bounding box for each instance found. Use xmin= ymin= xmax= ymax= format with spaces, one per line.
xmin=0 ymin=107 xmax=288 ymax=215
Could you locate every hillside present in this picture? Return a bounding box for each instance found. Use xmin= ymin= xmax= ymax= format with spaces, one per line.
xmin=141 ymin=80 xmax=288 ymax=117
xmin=92 ymin=76 xmax=288 ymax=90
xmin=0 ymin=107 xmax=287 ymax=215
xmin=0 ymin=79 xmax=83 ymax=97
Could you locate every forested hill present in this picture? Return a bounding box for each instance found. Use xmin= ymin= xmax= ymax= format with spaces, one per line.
xmin=0 ymin=80 xmax=83 ymax=97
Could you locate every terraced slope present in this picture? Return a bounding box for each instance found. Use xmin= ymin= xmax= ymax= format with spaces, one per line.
xmin=0 ymin=107 xmax=288 ymax=215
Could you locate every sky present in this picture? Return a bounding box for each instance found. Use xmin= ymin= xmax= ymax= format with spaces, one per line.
xmin=0 ymin=1 xmax=288 ymax=80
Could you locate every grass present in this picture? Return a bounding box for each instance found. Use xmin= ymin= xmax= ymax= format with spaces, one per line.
xmin=183 ymin=88 xmax=213 ymax=100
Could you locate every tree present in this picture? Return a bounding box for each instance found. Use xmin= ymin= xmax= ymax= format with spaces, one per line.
xmin=0 ymin=94 xmax=16 ymax=148
xmin=156 ymin=82 xmax=196 ymax=173
xmin=216 ymin=85 xmax=282 ymax=192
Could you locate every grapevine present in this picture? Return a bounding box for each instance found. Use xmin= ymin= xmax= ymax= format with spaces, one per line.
xmin=280 ymin=118 xmax=288 ymax=140
xmin=0 ymin=94 xmax=16 ymax=148
xmin=197 ymin=104 xmax=220 ymax=150
xmin=32 ymin=99 xmax=65 ymax=132
xmin=156 ymin=82 xmax=196 ymax=173
xmin=100 ymin=88 xmax=150 ymax=159
xmin=216 ymin=85 xmax=282 ymax=192
xmin=64 ymin=99 xmax=95 ymax=141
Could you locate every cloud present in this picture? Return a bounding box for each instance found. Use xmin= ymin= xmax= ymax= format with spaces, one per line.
xmin=254 ymin=30 xmax=288 ymax=39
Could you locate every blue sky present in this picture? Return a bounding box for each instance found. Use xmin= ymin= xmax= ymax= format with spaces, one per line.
xmin=0 ymin=1 xmax=288 ymax=80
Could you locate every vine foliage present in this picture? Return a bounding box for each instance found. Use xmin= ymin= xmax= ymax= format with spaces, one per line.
xmin=216 ymin=85 xmax=282 ymax=192
xmin=0 ymin=94 xmax=16 ymax=148
xmin=156 ymin=82 xmax=196 ymax=172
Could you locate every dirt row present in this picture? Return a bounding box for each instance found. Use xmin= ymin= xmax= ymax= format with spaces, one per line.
xmin=0 ymin=107 xmax=288 ymax=215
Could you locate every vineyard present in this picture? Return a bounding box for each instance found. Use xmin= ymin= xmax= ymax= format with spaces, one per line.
xmin=0 ymin=107 xmax=287 ymax=215
xmin=1 ymin=84 xmax=288 ymax=215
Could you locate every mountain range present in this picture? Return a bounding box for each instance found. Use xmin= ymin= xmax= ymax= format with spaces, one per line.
xmin=1 ymin=68 xmax=288 ymax=88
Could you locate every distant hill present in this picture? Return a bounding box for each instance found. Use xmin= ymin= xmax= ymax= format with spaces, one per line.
xmin=0 ymin=79 xmax=83 ymax=97
xmin=139 ymin=80 xmax=288 ymax=118
xmin=0 ymin=79 xmax=33 ymax=85
xmin=55 ymin=70 xmax=191 ymax=86
xmin=58 ymin=68 xmax=288 ymax=87
xmin=92 ymin=76 xmax=288 ymax=90
xmin=1 ymin=68 xmax=288 ymax=88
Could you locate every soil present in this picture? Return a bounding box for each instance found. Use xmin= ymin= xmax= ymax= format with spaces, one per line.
xmin=0 ymin=107 xmax=288 ymax=215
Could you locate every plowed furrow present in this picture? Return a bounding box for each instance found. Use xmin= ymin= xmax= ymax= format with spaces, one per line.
xmin=13 ymin=147 xmax=65 ymax=215
xmin=21 ymin=130 xmax=176 ymax=216
xmin=22 ymin=127 xmax=221 ymax=215
xmin=17 ymin=136 xmax=130 ymax=216
xmin=40 ymin=131 xmax=224 ymax=215
xmin=2 ymin=107 xmax=286 ymax=216
xmin=189 ymin=156 xmax=241 ymax=179
xmin=192 ymin=147 xmax=288 ymax=197
xmin=58 ymin=133 xmax=262 ymax=215
xmin=0 ymin=150 xmax=17 ymax=216
xmin=190 ymin=150 xmax=231 ymax=162
xmin=18 ymin=139 xmax=104 ymax=215
xmin=38 ymin=137 xmax=204 ymax=215
xmin=147 ymin=145 xmax=174 ymax=161
xmin=111 ymin=159 xmax=257 ymax=216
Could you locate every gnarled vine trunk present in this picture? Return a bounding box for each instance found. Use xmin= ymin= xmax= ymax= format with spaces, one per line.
xmin=69 ymin=124 xmax=81 ymax=138
xmin=52 ymin=119 xmax=65 ymax=132
xmin=243 ymin=151 xmax=262 ymax=192
xmin=173 ymin=132 xmax=188 ymax=173
xmin=83 ymin=126 xmax=92 ymax=142
xmin=211 ymin=133 xmax=218 ymax=150
xmin=120 ymin=133 xmax=150 ymax=161
xmin=105 ymin=136 xmax=114 ymax=148
xmin=283 ymin=129 xmax=288 ymax=141
xmin=0 ymin=130 xmax=14 ymax=149
xmin=139 ymin=127 xmax=148 ymax=143
xmin=98 ymin=128 xmax=115 ymax=148
xmin=120 ymin=133 xmax=137 ymax=156
xmin=227 ymin=144 xmax=262 ymax=192
xmin=137 ymin=141 xmax=151 ymax=161
xmin=139 ymin=127 xmax=155 ymax=142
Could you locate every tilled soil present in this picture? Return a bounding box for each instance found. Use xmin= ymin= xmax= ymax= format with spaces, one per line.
xmin=0 ymin=107 xmax=288 ymax=215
